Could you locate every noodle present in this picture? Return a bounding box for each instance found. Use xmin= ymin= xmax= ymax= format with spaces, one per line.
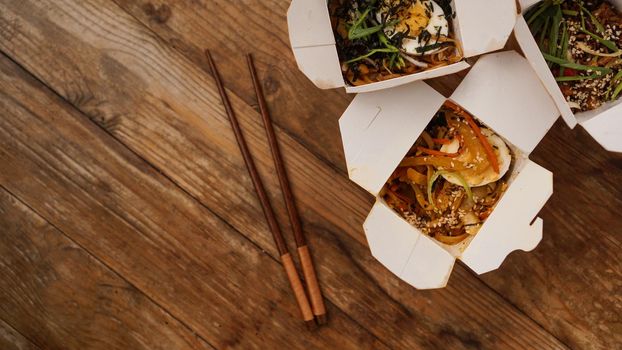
xmin=331 ymin=0 xmax=464 ymax=86
xmin=382 ymin=106 xmax=511 ymax=245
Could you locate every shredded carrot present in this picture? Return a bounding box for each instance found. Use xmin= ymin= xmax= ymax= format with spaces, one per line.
xmin=443 ymin=100 xmax=499 ymax=173
xmin=416 ymin=146 xmax=460 ymax=157
xmin=432 ymin=138 xmax=452 ymax=145
xmin=463 ymin=114 xmax=500 ymax=174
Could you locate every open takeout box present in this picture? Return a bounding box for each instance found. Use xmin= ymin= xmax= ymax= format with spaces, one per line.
xmin=287 ymin=0 xmax=518 ymax=93
xmin=339 ymin=51 xmax=560 ymax=289
xmin=514 ymin=0 xmax=622 ymax=152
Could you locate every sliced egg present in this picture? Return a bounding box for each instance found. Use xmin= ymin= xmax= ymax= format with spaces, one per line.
xmin=376 ymin=0 xmax=449 ymax=56
xmin=440 ymin=128 xmax=512 ymax=187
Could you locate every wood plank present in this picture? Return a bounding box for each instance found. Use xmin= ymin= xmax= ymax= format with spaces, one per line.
xmin=108 ymin=1 xmax=622 ymax=348
xmin=0 ymin=55 xmax=387 ymax=349
xmin=480 ymin=121 xmax=622 ymax=350
xmin=0 ymin=188 xmax=214 ymax=350
xmin=114 ymin=0 xmax=353 ymax=172
xmin=0 ymin=318 xmax=38 ymax=350
xmin=0 ymin=1 xmax=570 ymax=348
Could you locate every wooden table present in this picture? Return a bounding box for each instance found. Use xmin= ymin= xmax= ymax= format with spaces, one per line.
xmin=0 ymin=1 xmax=620 ymax=349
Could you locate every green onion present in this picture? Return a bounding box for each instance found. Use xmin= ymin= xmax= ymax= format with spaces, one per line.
xmin=527 ymin=2 xmax=550 ymax=25
xmin=415 ymin=42 xmax=445 ymax=54
xmin=543 ymin=53 xmax=612 ymax=73
xmin=426 ymin=170 xmax=473 ymax=210
xmin=349 ymin=24 xmax=384 ymax=39
xmin=562 ymin=9 xmax=578 ymax=16
xmin=549 ymin=5 xmax=562 ymax=57
xmin=560 ymin=22 xmax=569 ymax=75
xmin=611 ymin=79 xmax=622 ymax=99
xmin=530 ymin=16 xmax=546 ymax=37
xmin=348 ymin=8 xmax=371 ymax=40
xmin=608 ymin=70 xmax=622 ymax=100
xmin=389 ymin=53 xmax=397 ymax=68
xmin=540 ymin=16 xmax=551 ymax=48
xmin=345 ymin=48 xmax=399 ymax=64
xmin=445 ymin=173 xmax=473 ymax=202
xmin=555 ymin=74 xmax=602 ymax=81
xmin=579 ymin=3 xmax=606 ymax=34
xmin=580 ymin=28 xmax=619 ymax=52
xmin=397 ymin=55 xmax=405 ymax=68
xmin=427 ymin=171 xmax=442 ymax=210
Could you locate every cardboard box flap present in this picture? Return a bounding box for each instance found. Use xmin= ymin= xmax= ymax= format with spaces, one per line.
xmin=401 ymin=232 xmax=456 ymax=289
xmin=460 ymin=160 xmax=553 ymax=274
xmin=579 ymin=105 xmax=622 ymax=152
xmin=513 ymin=15 xmax=577 ymax=128
xmin=287 ymin=0 xmax=344 ymax=89
xmin=339 ymin=82 xmax=446 ymax=196
xmin=287 ymin=0 xmax=335 ymax=48
xmin=518 ymin=0 xmax=541 ymax=12
xmin=450 ymin=51 xmax=560 ymax=154
xmin=291 ymin=46 xmax=344 ymax=90
xmin=364 ymin=201 xmax=455 ymax=289
xmin=454 ymin=0 xmax=518 ymax=58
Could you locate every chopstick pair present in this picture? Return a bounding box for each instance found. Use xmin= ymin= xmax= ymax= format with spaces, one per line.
xmin=205 ymin=50 xmax=327 ymax=328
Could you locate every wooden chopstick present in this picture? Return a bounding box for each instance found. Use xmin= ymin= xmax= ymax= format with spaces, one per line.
xmin=246 ymin=54 xmax=327 ymax=325
xmin=205 ymin=50 xmax=315 ymax=329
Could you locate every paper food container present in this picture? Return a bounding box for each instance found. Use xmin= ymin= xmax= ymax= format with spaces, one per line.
xmin=339 ymin=51 xmax=560 ymax=289
xmin=514 ymin=0 xmax=622 ymax=152
xmin=287 ymin=0 xmax=518 ymax=93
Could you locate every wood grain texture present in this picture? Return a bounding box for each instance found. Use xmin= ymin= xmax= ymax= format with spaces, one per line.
xmin=0 ymin=0 xmax=618 ymax=349
xmin=0 ymin=1 xmax=571 ymax=349
xmin=107 ymin=1 xmax=622 ymax=348
xmin=0 ymin=319 xmax=38 ymax=350
xmin=481 ymin=119 xmax=622 ymax=349
xmin=0 ymin=55 xmax=386 ymax=349
xmin=0 ymin=188 xmax=214 ymax=350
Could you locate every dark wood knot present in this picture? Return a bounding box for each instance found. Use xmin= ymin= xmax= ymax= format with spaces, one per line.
xmin=143 ymin=3 xmax=172 ymax=24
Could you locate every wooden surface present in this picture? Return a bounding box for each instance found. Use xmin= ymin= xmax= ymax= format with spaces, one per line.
xmin=0 ymin=0 xmax=620 ymax=349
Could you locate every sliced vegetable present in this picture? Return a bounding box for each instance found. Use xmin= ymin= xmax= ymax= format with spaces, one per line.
xmin=427 ymin=170 xmax=473 ymax=209
xmin=549 ymin=5 xmax=563 ymax=57
xmin=443 ymin=172 xmax=474 ymax=202
xmin=579 ymin=28 xmax=619 ymax=52
xmin=542 ymin=53 xmax=612 ymax=73
xmin=611 ymin=79 xmax=622 ymax=100
xmin=576 ymin=42 xmax=622 ymax=57
xmin=345 ymin=48 xmax=399 ymax=64
xmin=435 ymin=233 xmax=470 ymax=245
xmin=579 ymin=3 xmax=606 ymax=34
xmin=462 ymin=113 xmax=500 ymax=174
xmin=555 ymin=73 xmax=602 ymax=81
xmin=406 ymin=168 xmax=427 ymax=186
xmin=432 ymin=138 xmax=452 ymax=145
xmin=416 ymin=146 xmax=460 ymax=157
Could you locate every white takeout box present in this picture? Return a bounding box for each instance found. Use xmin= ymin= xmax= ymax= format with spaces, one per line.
xmin=515 ymin=0 xmax=622 ymax=152
xmin=339 ymin=51 xmax=560 ymax=289
xmin=287 ymin=0 xmax=518 ymax=93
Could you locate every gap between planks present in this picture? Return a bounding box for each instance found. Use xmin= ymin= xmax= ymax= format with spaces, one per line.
xmin=0 ymin=315 xmax=41 ymax=350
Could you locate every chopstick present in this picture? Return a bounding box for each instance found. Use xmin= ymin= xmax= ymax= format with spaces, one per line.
xmin=246 ymin=54 xmax=327 ymax=325
xmin=205 ymin=50 xmax=315 ymax=329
